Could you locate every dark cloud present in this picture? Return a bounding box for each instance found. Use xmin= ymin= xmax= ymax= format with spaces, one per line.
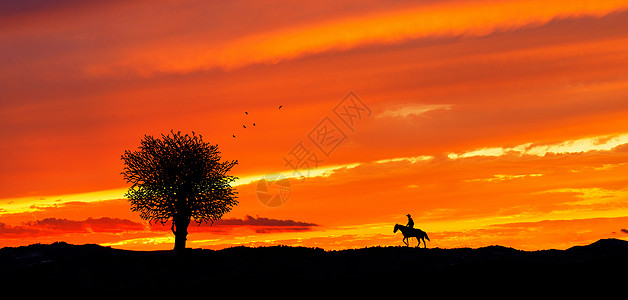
xmin=254 ymin=227 xmax=314 ymax=234
xmin=215 ymin=215 xmax=317 ymax=227
xmin=621 ymin=229 xmax=628 ymax=234
xmin=0 ymin=222 xmax=39 ymax=237
xmin=612 ymin=144 xmax=628 ymax=153
xmin=0 ymin=217 xmax=145 ymax=237
xmin=28 ymin=217 xmax=145 ymax=233
xmin=150 ymin=215 xmax=317 ymax=233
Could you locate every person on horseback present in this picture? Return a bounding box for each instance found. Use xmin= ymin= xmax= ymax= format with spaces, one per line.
xmin=406 ymin=214 xmax=414 ymax=229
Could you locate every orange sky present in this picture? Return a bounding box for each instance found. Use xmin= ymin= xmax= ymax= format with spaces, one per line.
xmin=2 ymin=0 xmax=628 ymax=250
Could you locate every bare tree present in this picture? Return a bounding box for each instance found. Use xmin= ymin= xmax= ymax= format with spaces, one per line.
xmin=121 ymin=130 xmax=238 ymax=252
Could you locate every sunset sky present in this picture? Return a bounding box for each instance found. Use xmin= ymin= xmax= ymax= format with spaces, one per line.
xmin=2 ymin=0 xmax=628 ymax=251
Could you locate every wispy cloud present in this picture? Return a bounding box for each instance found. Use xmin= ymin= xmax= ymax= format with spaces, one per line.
xmin=375 ymin=155 xmax=433 ymax=164
xmin=376 ymin=104 xmax=452 ymax=118
xmin=235 ymin=154 xmax=433 ymax=186
xmin=448 ymin=133 xmax=628 ymax=159
xmin=464 ymin=173 xmax=543 ymax=183
xmin=533 ymin=187 xmax=628 ymax=206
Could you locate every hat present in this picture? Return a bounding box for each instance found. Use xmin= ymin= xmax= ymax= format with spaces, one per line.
xmin=406 ymin=214 xmax=411 ymax=217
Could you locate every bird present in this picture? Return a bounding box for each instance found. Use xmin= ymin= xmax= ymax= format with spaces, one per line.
xmin=243 ymin=125 xmax=247 ymax=129
xmin=245 ymin=111 xmax=248 ymax=115
xmin=279 ymin=105 xmax=283 ymax=109
xmin=253 ymin=123 xmax=256 ymax=126
xmin=232 ymin=134 xmax=236 ymax=138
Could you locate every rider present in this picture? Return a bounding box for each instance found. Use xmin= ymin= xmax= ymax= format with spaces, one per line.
xmin=406 ymin=214 xmax=414 ymax=229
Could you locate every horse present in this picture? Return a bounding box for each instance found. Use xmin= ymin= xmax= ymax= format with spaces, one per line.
xmin=394 ymin=224 xmax=430 ymax=248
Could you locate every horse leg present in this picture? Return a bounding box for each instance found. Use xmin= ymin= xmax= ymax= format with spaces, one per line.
xmin=403 ymin=237 xmax=409 ymax=247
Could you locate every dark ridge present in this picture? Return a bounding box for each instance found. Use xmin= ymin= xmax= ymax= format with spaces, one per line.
xmin=568 ymin=238 xmax=628 ymax=252
xmin=1 ymin=239 xmax=627 ymax=294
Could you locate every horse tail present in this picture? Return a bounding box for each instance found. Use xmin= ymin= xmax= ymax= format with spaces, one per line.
xmin=425 ymin=232 xmax=430 ymax=241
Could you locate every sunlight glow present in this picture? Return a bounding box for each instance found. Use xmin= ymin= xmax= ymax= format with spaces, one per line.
xmin=0 ymin=188 xmax=127 ymax=215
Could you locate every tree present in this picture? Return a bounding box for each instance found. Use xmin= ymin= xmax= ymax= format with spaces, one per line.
xmin=121 ymin=130 xmax=238 ymax=252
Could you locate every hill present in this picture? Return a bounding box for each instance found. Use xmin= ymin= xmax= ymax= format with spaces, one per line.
xmin=1 ymin=239 xmax=627 ymax=294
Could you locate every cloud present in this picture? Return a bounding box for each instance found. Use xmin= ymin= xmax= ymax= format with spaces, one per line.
xmin=0 ymin=217 xmax=145 ymax=237
xmin=215 ymin=215 xmax=317 ymax=227
xmin=29 ymin=217 xmax=145 ymax=233
xmin=0 ymin=190 xmax=127 ymax=215
xmin=447 ymin=147 xmax=514 ymax=160
xmin=621 ymin=229 xmax=628 ymax=234
xmin=375 ymin=156 xmax=433 ymax=164
xmin=150 ymin=215 xmax=318 ymax=234
xmin=84 ymin=0 xmax=628 ymax=76
xmin=0 ymin=222 xmax=39 ymax=237
xmin=448 ymin=133 xmax=628 ymax=159
xmin=253 ymin=227 xmax=314 ymax=234
xmin=464 ymin=173 xmax=543 ymax=183
xmin=533 ymin=187 xmax=628 ymax=206
xmin=377 ymin=104 xmax=452 ymax=118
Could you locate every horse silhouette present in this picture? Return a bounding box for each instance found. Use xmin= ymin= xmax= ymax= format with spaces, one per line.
xmin=394 ymin=224 xmax=430 ymax=248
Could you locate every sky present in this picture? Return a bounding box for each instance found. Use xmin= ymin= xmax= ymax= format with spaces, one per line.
xmin=2 ymin=0 xmax=628 ymax=251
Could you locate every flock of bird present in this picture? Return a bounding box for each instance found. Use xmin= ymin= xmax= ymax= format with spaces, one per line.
xmin=233 ymin=105 xmax=282 ymax=138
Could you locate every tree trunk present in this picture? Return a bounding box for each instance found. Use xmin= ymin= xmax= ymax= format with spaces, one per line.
xmin=173 ymin=216 xmax=190 ymax=253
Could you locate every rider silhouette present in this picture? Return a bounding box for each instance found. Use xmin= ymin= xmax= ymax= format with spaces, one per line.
xmin=406 ymin=214 xmax=414 ymax=229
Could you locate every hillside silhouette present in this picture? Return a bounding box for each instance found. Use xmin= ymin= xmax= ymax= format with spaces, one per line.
xmin=1 ymin=239 xmax=627 ymax=294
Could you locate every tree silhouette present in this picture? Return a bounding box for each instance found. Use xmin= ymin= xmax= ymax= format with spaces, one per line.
xmin=121 ymin=131 xmax=238 ymax=252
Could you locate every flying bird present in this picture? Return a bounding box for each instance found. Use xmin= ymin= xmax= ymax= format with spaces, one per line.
xmin=243 ymin=125 xmax=247 ymax=129
xmin=245 ymin=111 xmax=248 ymax=115
xmin=253 ymin=123 xmax=256 ymax=126
xmin=232 ymin=135 xmax=236 ymax=138
xmin=279 ymin=105 xmax=283 ymax=109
